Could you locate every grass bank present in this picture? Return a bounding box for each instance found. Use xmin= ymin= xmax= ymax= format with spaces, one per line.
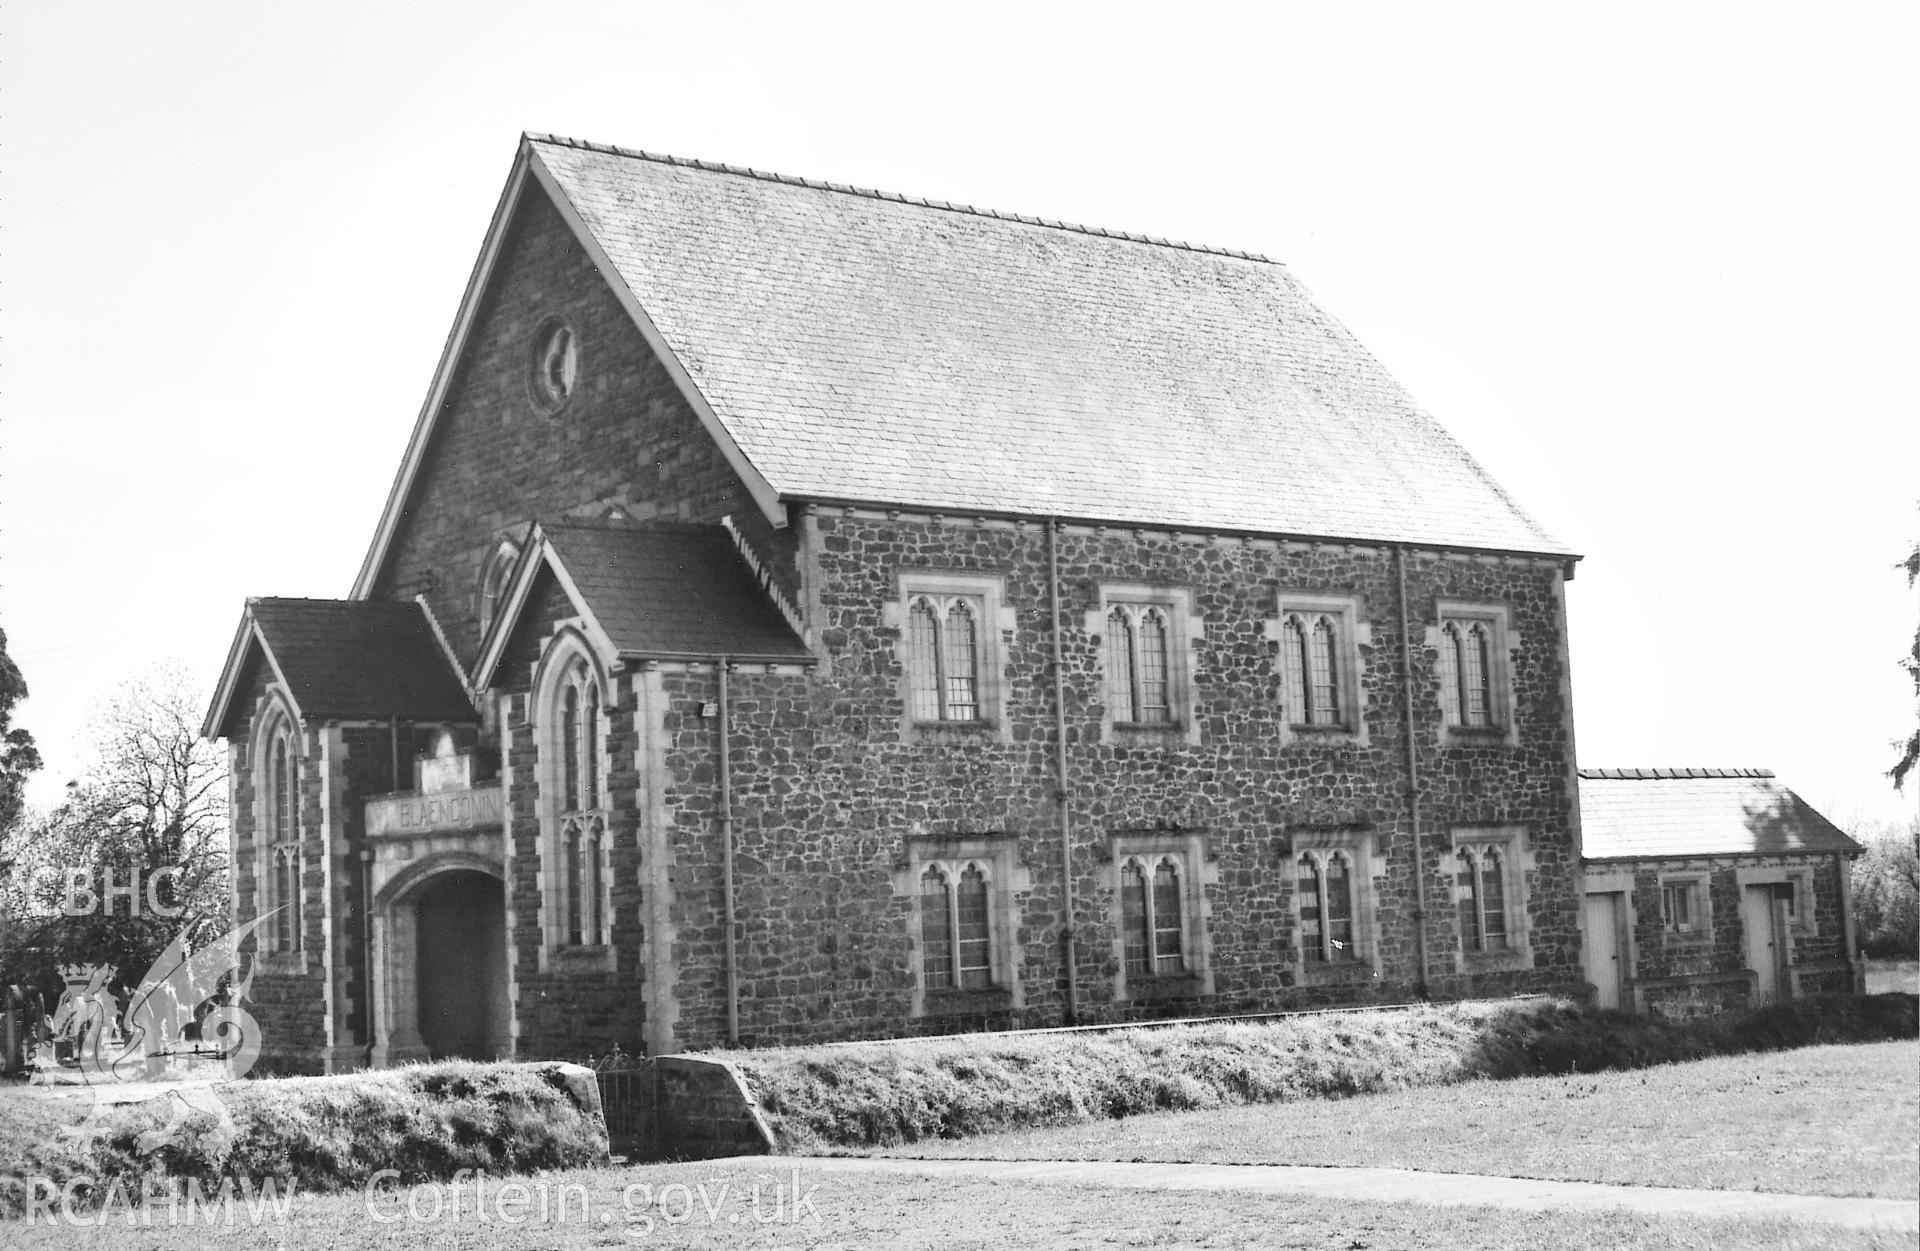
xmin=0 ymin=1061 xmax=606 ymax=1219
xmin=881 ymin=1039 xmax=1920 ymax=1199
xmin=733 ymin=993 xmax=1917 ymax=1151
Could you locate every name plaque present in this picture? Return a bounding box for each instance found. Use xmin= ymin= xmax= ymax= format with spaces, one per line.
xmin=366 ymin=784 xmax=504 ymax=837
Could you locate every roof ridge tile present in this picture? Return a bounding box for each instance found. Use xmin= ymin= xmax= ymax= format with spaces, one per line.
xmin=524 ymin=132 xmax=1276 ymax=264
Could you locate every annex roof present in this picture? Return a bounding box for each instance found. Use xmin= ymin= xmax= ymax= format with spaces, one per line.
xmin=471 ymin=520 xmax=813 ymax=689
xmin=353 ymin=135 xmax=1572 ymax=596
xmin=204 ymin=598 xmax=474 ymax=738
xmin=1577 ymin=769 xmax=1863 ymax=861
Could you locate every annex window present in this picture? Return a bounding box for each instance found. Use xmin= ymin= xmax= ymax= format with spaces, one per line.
xmin=888 ymin=571 xmax=1012 ymax=740
xmin=1269 ymin=593 xmax=1368 ymax=743
xmin=254 ymin=709 xmax=303 ymax=956
xmin=1107 ymin=830 xmax=1214 ymax=1000
xmin=1451 ymin=826 xmax=1531 ymax=967
xmin=1661 ymin=871 xmax=1719 ymax=944
xmin=907 ymin=594 xmax=981 ymax=723
xmin=896 ymin=834 xmax=1027 ymax=1014
xmin=537 ymin=638 xmax=610 ymax=957
xmin=1662 ymin=882 xmax=1700 ymax=935
xmin=1430 ymin=602 xmax=1516 ymax=745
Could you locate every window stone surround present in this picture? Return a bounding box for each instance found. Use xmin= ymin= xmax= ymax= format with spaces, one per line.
xmin=883 ymin=569 xmax=1017 ymax=744
xmin=1083 ymin=582 xmax=1204 ymax=746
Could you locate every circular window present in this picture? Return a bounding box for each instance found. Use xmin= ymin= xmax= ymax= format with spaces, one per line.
xmin=529 ymin=318 xmax=579 ymax=412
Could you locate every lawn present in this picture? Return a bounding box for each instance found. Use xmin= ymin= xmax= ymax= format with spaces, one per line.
xmin=872 ymin=1039 xmax=1920 ymax=1200
xmin=3 ymin=1160 xmax=1913 ymax=1250
xmin=1867 ymin=960 xmax=1920 ymax=994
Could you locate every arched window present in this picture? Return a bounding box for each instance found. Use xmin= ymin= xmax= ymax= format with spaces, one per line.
xmin=956 ymin=864 xmax=991 ymax=987
xmin=1281 ymin=612 xmax=1345 ymax=727
xmin=477 ymin=540 xmax=521 ymax=639
xmin=256 ymin=711 xmax=302 ymax=954
xmin=1296 ymin=850 xmax=1358 ymax=963
xmin=906 ymin=594 xmax=980 ymax=722
xmin=542 ymin=649 xmax=607 ymax=949
xmin=1439 ymin=620 xmax=1496 ymax=728
xmin=1456 ymin=845 xmax=1510 ymax=952
xmin=1435 ymin=607 xmax=1510 ymax=734
xmin=1120 ymin=855 xmax=1186 ymax=976
xmin=1106 ymin=605 xmax=1173 ymax=724
xmin=919 ymin=860 xmax=995 ymax=991
xmin=1106 ymin=607 xmax=1137 ymax=722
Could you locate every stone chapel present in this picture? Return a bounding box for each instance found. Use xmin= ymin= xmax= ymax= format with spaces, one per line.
xmin=206 ymin=134 xmax=1588 ymax=1073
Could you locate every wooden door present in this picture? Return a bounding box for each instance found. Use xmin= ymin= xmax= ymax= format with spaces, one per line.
xmin=1583 ymin=893 xmax=1625 ymax=1010
xmin=1742 ymin=885 xmax=1785 ymax=1005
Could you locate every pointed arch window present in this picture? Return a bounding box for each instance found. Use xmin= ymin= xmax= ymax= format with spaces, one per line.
xmin=899 ymin=833 xmax=1025 ymax=1012
xmin=1438 ymin=620 xmax=1496 ymax=728
xmin=255 ymin=713 xmax=302 ymax=954
xmin=1296 ymin=850 xmax=1358 ymax=963
xmin=542 ymin=651 xmax=607 ymax=951
xmin=1120 ymin=855 xmax=1187 ymax=976
xmin=1105 ymin=605 xmax=1173 ymax=724
xmin=919 ymin=860 xmax=995 ymax=990
xmin=1456 ymin=844 xmax=1511 ymax=953
xmin=1280 ymin=612 xmax=1344 ymax=727
xmin=478 ymin=540 xmax=521 ymax=639
xmin=1432 ymin=604 xmax=1514 ymax=742
xmin=907 ymin=593 xmax=981 ymax=723
xmin=1272 ymin=594 xmax=1365 ymax=743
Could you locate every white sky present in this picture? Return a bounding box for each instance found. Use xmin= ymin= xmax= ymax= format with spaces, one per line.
xmin=3 ymin=2 xmax=1915 ymax=828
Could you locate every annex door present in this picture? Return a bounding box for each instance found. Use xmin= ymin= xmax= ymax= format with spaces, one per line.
xmin=1741 ymin=885 xmax=1786 ymax=1005
xmin=1583 ymin=893 xmax=1626 ymax=1010
xmin=414 ymin=870 xmax=511 ymax=1059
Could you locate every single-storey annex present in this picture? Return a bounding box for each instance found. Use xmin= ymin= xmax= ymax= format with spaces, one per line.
xmin=206 ymin=134 xmax=1592 ymax=1073
xmin=1577 ymin=768 xmax=1864 ymax=1018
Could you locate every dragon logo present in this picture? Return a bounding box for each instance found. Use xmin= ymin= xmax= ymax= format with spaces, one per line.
xmin=31 ymin=915 xmax=268 ymax=1155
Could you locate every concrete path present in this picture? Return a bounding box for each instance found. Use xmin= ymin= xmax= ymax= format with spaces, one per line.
xmin=792 ymin=1155 xmax=1919 ymax=1233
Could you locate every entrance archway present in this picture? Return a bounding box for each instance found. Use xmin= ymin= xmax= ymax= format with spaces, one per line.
xmin=371 ymin=854 xmax=509 ymax=1066
xmin=415 ymin=871 xmax=510 ymax=1059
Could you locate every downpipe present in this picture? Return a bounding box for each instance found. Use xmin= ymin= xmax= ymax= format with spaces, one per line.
xmin=1048 ymin=519 xmax=1079 ymax=1025
xmin=719 ymin=658 xmax=739 ymax=1045
xmin=1394 ymin=545 xmax=1431 ymax=1000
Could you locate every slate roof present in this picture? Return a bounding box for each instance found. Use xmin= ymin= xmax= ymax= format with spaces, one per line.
xmin=1577 ymin=769 xmax=1863 ymax=861
xmin=207 ymin=598 xmax=474 ymax=736
xmin=529 ymin=135 xmax=1571 ymax=556
xmin=543 ymin=521 xmax=811 ymax=662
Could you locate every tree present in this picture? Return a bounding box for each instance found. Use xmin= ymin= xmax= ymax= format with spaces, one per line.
xmin=0 ymin=665 xmax=228 ymax=1002
xmin=1894 ymin=541 xmax=1920 ymax=792
xmin=0 ymin=625 xmax=42 ymax=838
xmin=1851 ymin=817 xmax=1920 ymax=960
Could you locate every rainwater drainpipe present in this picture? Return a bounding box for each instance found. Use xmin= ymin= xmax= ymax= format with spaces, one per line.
xmin=717 ymin=658 xmax=740 ymax=1045
xmin=1837 ymin=850 xmax=1861 ymax=991
xmin=1047 ymin=519 xmax=1079 ymax=1025
xmin=1394 ymin=546 xmax=1431 ymax=1000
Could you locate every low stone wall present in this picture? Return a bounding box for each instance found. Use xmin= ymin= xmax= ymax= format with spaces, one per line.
xmin=594 ymin=1056 xmax=776 ymax=1161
